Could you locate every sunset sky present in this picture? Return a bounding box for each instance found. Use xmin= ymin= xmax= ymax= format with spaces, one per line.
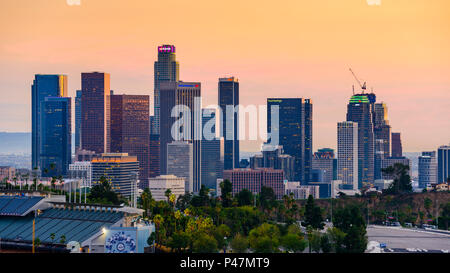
xmin=0 ymin=0 xmax=449 ymax=152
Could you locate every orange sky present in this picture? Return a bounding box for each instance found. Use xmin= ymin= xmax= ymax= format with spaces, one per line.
xmin=0 ymin=0 xmax=449 ymax=152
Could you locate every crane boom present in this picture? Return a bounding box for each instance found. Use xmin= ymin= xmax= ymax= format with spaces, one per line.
xmin=349 ymin=68 xmax=366 ymax=93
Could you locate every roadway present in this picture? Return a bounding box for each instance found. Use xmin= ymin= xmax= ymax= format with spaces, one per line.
xmin=367 ymin=225 xmax=450 ymax=253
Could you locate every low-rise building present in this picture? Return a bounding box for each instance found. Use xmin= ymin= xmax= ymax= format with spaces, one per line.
xmin=285 ymin=181 xmax=319 ymax=199
xmin=148 ymin=175 xmax=185 ymax=202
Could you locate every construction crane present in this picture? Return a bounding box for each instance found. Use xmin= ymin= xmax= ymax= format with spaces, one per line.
xmin=349 ymin=68 xmax=367 ymax=94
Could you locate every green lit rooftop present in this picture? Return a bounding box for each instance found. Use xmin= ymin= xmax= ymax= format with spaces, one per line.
xmin=349 ymin=95 xmax=370 ymax=103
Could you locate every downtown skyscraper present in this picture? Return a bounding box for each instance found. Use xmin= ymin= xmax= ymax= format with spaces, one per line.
xmin=218 ymin=77 xmax=239 ymax=171
xmin=373 ymin=102 xmax=391 ymax=179
xmin=267 ymin=98 xmax=313 ymax=184
xmin=153 ymin=45 xmax=180 ymax=135
xmin=391 ymin=132 xmax=403 ymax=158
xmin=159 ymin=81 xmax=202 ymax=193
xmin=31 ymin=74 xmax=67 ymax=173
xmin=419 ymin=151 xmax=438 ymax=188
xmin=40 ymin=97 xmax=72 ymax=177
xmin=437 ymin=145 xmax=450 ymax=183
xmin=201 ymin=108 xmax=221 ymax=190
xmin=337 ymin=121 xmax=359 ymax=190
xmin=110 ymin=94 xmax=150 ymax=188
xmin=81 ymin=72 xmax=111 ymax=154
xmin=346 ymin=94 xmax=375 ymax=188
xmin=75 ymin=90 xmax=82 ymax=152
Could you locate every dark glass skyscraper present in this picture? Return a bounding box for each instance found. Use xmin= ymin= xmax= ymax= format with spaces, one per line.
xmin=201 ymin=108 xmax=220 ymax=190
xmin=391 ymin=132 xmax=403 ymax=158
xmin=373 ymin=102 xmax=391 ymax=179
xmin=346 ymin=94 xmax=375 ymax=188
xmin=75 ymin=90 xmax=82 ymax=151
xmin=218 ymin=77 xmax=239 ymax=170
xmin=40 ymin=97 xmax=71 ymax=177
xmin=437 ymin=145 xmax=450 ymax=183
xmin=110 ymin=94 xmax=150 ymax=188
xmin=81 ymin=72 xmax=111 ymax=154
xmin=159 ymin=81 xmax=201 ymax=192
xmin=31 ymin=74 xmax=67 ymax=171
xmin=149 ymin=134 xmax=160 ymax=179
xmin=267 ymin=98 xmax=313 ymax=184
xmin=153 ymin=45 xmax=179 ymax=135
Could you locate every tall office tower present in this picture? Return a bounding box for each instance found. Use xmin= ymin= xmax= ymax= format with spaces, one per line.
xmin=201 ymin=108 xmax=221 ymax=190
xmin=31 ymin=74 xmax=67 ymax=170
xmin=303 ymin=99 xmax=313 ymax=184
xmin=91 ymin=153 xmax=139 ymax=198
xmin=223 ymin=168 xmax=285 ymax=200
xmin=373 ymin=103 xmax=391 ymax=179
xmin=267 ymin=98 xmax=313 ymax=184
xmin=167 ymin=141 xmax=193 ymax=193
xmin=153 ymin=45 xmax=179 ymax=135
xmin=312 ymin=148 xmax=335 ymax=184
xmin=149 ymin=134 xmax=160 ymax=178
xmin=159 ymin=81 xmax=201 ymax=192
xmin=81 ymin=72 xmax=111 ymax=154
xmin=418 ymin=151 xmax=438 ymax=188
xmin=218 ymin=77 xmax=240 ymax=170
xmin=337 ymin=121 xmax=359 ymax=190
xmin=110 ymin=94 xmax=150 ymax=188
xmin=437 ymin=145 xmax=450 ymax=183
xmin=346 ymin=95 xmax=375 ymax=187
xmin=75 ymin=90 xmax=82 ymax=152
xmin=40 ymin=97 xmax=72 ymax=177
xmin=391 ymin=132 xmax=402 ymax=158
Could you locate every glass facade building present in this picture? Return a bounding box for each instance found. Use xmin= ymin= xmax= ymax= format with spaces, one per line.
xmin=110 ymin=95 xmax=150 ymax=188
xmin=81 ymin=72 xmax=111 ymax=154
xmin=267 ymin=98 xmax=313 ymax=184
xmin=159 ymin=81 xmax=202 ymax=193
xmin=75 ymin=90 xmax=82 ymax=151
xmin=437 ymin=145 xmax=450 ymax=183
xmin=31 ymin=74 xmax=67 ymax=170
xmin=153 ymin=45 xmax=179 ymax=135
xmin=201 ymin=108 xmax=221 ymax=190
xmin=40 ymin=97 xmax=71 ymax=177
xmin=391 ymin=132 xmax=403 ymax=158
xmin=218 ymin=77 xmax=239 ymax=171
xmin=346 ymin=95 xmax=375 ymax=188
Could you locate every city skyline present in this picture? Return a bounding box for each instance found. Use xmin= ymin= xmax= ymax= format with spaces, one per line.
xmin=1 ymin=0 xmax=449 ymax=153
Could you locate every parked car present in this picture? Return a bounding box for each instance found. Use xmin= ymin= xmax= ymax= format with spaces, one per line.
xmin=404 ymin=223 xmax=413 ymax=228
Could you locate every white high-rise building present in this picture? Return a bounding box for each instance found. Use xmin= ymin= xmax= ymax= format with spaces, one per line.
xmin=167 ymin=141 xmax=193 ymax=193
xmin=419 ymin=151 xmax=437 ymax=188
xmin=337 ymin=121 xmax=358 ymax=190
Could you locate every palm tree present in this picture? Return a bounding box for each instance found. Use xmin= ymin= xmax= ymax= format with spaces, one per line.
xmin=60 ymin=235 xmax=66 ymax=245
xmin=57 ymin=175 xmax=64 ymax=194
xmin=50 ymin=233 xmax=56 ymax=252
xmin=153 ymin=214 xmax=164 ymax=244
xmin=23 ymin=173 xmax=29 ymax=191
xmin=165 ymin=189 xmax=172 ymax=203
